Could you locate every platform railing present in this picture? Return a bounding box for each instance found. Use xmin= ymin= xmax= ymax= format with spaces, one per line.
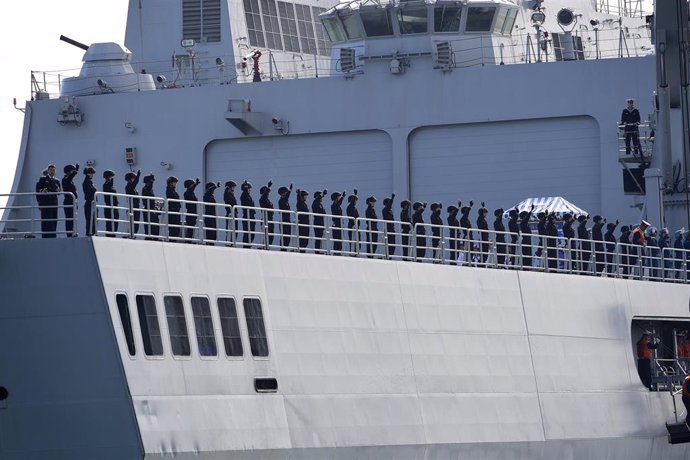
xmin=0 ymin=192 xmax=77 ymax=238
xmin=7 ymin=190 xmax=690 ymax=284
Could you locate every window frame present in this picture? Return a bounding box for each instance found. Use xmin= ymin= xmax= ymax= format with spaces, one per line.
xmin=433 ymin=4 xmax=463 ymax=34
xmin=191 ymin=295 xmax=219 ymax=359
xmin=243 ymin=297 xmax=270 ymax=359
xmin=217 ymin=296 xmax=245 ymax=360
xmin=135 ymin=293 xmax=165 ymax=359
xmin=464 ymin=5 xmax=497 ymax=33
xmin=115 ymin=292 xmax=137 ymax=359
xmin=359 ymin=7 xmax=395 ymax=38
xmin=163 ymin=294 xmax=192 ymax=359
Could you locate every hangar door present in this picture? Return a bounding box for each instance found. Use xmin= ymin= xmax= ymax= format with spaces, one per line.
xmin=206 ymin=131 xmax=393 ymax=200
xmin=410 ymin=117 xmax=601 ymax=213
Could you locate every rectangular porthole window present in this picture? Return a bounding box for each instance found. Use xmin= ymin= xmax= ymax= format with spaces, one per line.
xmin=136 ymin=295 xmax=163 ymax=356
xmin=465 ymin=6 xmax=495 ymax=32
xmin=191 ymin=297 xmax=218 ymax=357
xmin=164 ymin=296 xmax=191 ymax=357
xmin=116 ymin=294 xmax=136 ymax=356
xmin=218 ymin=298 xmax=244 ymax=357
xmin=243 ymin=298 xmax=269 ymax=357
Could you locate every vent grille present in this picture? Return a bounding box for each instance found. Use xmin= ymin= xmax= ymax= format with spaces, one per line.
xmin=183 ymin=0 xmax=221 ymax=43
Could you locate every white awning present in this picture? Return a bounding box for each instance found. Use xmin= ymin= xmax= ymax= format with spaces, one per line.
xmin=502 ymin=196 xmax=588 ymax=220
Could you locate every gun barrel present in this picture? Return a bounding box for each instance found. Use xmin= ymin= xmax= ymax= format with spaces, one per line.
xmin=59 ymin=35 xmax=89 ymax=51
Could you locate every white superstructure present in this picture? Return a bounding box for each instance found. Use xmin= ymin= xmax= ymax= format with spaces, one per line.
xmin=4 ymin=0 xmax=690 ymax=458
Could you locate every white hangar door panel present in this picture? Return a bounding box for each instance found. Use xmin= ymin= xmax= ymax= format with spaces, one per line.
xmin=409 ymin=117 xmax=601 ymax=213
xmin=206 ymin=131 xmax=393 ymax=199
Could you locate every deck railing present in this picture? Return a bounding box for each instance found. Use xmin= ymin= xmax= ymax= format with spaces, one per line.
xmin=2 ymin=191 xmax=690 ymax=284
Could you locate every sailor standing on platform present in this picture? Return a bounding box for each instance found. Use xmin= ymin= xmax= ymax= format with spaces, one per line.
xmin=61 ymin=164 xmax=79 ymax=237
xmin=430 ymin=202 xmax=443 ymax=261
xmin=331 ymin=191 xmax=346 ymax=254
xmin=619 ymin=225 xmax=631 ymax=275
xmin=508 ymin=208 xmax=519 ymax=267
xmin=125 ymin=169 xmax=141 ymax=235
xmin=604 ymin=220 xmax=619 ymax=273
xmin=82 ymin=167 xmax=96 ymax=236
xmin=240 ymin=180 xmax=255 ymax=246
xmin=278 ymin=184 xmax=293 ymax=249
xmin=365 ymin=196 xmax=378 ymax=257
xmin=312 ymin=189 xmax=327 ymax=252
xmin=141 ymin=174 xmax=158 ymax=238
xmin=592 ymin=215 xmax=606 ymax=274
xmin=183 ymin=178 xmax=200 ymax=241
xmin=494 ymin=208 xmax=506 ymax=267
xmin=296 ymin=189 xmax=310 ymax=251
xmin=203 ymin=182 xmax=219 ymax=243
xmin=412 ymin=201 xmax=427 ymax=260
xmin=103 ymin=170 xmax=119 ymax=237
xmin=630 ymin=220 xmax=650 ymax=275
xmin=400 ymin=200 xmax=412 ymax=259
xmin=447 ymin=204 xmax=460 ymax=264
xmin=382 ymin=194 xmax=396 ymax=258
xmin=259 ymin=181 xmax=275 ymax=247
xmin=536 ymin=211 xmax=548 ymax=258
xmin=620 ymin=98 xmax=642 ymax=158
xmin=36 ymin=165 xmax=61 ymax=238
xmin=477 ymin=203 xmax=489 ymax=264
xmin=346 ymin=190 xmax=359 ymax=253
xmin=545 ymin=213 xmax=559 ymax=270
xmin=636 ymin=331 xmax=658 ymax=389
xmin=166 ymin=176 xmax=181 ymax=240
xmin=519 ymin=204 xmax=535 ymax=268
xmin=562 ymin=213 xmax=575 ymax=253
xmin=577 ymin=215 xmax=591 ymax=272
xmin=223 ymin=180 xmax=237 ymax=241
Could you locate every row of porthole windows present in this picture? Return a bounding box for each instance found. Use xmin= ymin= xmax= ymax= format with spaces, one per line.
xmin=115 ymin=294 xmax=269 ymax=359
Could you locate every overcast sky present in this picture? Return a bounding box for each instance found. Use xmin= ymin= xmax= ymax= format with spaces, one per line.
xmin=0 ymin=2 xmax=128 ymax=195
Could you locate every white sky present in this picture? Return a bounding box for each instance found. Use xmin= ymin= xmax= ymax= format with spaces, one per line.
xmin=0 ymin=2 xmax=129 ymax=194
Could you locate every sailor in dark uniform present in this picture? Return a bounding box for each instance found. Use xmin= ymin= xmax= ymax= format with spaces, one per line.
xmin=103 ymin=170 xmax=119 ymax=237
xmin=400 ymin=200 xmax=411 ymax=259
xmin=36 ymin=169 xmax=50 ymax=236
xmin=166 ymin=176 xmax=181 ymax=240
xmin=141 ymin=173 xmax=159 ymax=238
xmin=183 ymin=178 xmax=200 ymax=241
xmin=604 ymin=220 xmax=619 ymax=273
xmin=493 ymin=208 xmax=506 ymax=267
xmin=577 ymin=214 xmax=591 ymax=272
xmin=592 ymin=215 xmax=606 ymax=274
xmin=447 ymin=204 xmax=460 ymax=263
xmin=365 ymin=196 xmax=378 ymax=257
xmin=412 ymin=201 xmax=426 ymax=260
xmin=562 ymin=213 xmax=575 ymax=269
xmin=430 ymin=202 xmax=443 ymax=261
xmin=331 ymin=191 xmax=346 ymax=254
xmin=240 ymin=180 xmax=255 ymax=246
xmin=620 ymin=98 xmax=642 ymax=158
xmin=519 ymin=204 xmax=535 ymax=268
xmin=507 ymin=208 xmax=519 ymax=267
xmin=477 ymin=203 xmax=489 ymax=264
xmin=312 ymin=189 xmax=328 ymax=252
xmin=259 ymin=181 xmax=275 ymax=247
xmin=203 ymin=182 xmax=219 ymax=243
xmin=536 ymin=211 xmax=548 ymax=258
xmin=545 ymin=213 xmax=559 ymax=270
xmin=37 ymin=165 xmax=61 ymax=238
xmin=82 ymin=167 xmax=97 ymax=236
xmin=459 ymin=201 xmax=473 ymax=259
xmin=296 ymin=189 xmax=310 ymax=251
xmin=125 ymin=169 xmax=141 ymax=235
xmin=619 ymin=225 xmax=631 ymax=275
xmin=61 ymin=163 xmax=79 ymax=237
xmin=382 ymin=193 xmax=395 ymax=258
xmin=223 ymin=180 xmax=237 ymax=242
xmin=278 ymin=184 xmax=293 ymax=249
xmin=346 ymin=190 xmax=359 ymax=254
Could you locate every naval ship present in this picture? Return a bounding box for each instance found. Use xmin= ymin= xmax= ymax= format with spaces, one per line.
xmin=3 ymin=0 xmax=690 ymax=458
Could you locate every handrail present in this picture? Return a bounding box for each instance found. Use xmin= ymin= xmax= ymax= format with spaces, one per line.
xmin=0 ymin=192 xmax=77 ymax=238
xmin=3 ymin=190 xmax=690 ymax=285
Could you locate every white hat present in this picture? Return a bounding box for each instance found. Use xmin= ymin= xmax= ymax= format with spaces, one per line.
xmin=641 ymin=220 xmax=651 ymax=227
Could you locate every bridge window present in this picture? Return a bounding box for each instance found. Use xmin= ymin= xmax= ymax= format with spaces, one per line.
xmin=341 ymin=12 xmax=364 ymax=40
xmin=434 ymin=5 xmax=462 ymax=33
xmin=244 ymin=0 xmax=266 ymax=47
xmin=296 ymin=4 xmax=317 ymax=53
xmin=136 ymin=295 xmax=163 ymax=356
xmin=501 ymin=8 xmax=518 ymax=35
xmin=493 ymin=7 xmax=508 ymax=33
xmin=218 ymin=298 xmax=244 ymax=357
xmin=398 ymin=6 xmax=428 ymax=34
xmin=322 ymin=16 xmax=346 ymax=42
xmin=116 ymin=294 xmax=136 ymax=356
xmin=361 ymin=8 xmax=394 ymax=37
xmin=312 ymin=7 xmax=331 ymax=56
xmin=465 ymin=6 xmax=495 ymax=32
xmin=278 ymin=2 xmax=300 ymax=52
xmin=244 ymin=298 xmax=269 ymax=357
xmin=164 ymin=296 xmax=191 ymax=357
xmin=192 ymin=297 xmax=218 ymax=357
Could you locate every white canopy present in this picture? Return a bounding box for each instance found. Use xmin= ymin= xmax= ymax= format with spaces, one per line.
xmin=502 ymin=197 xmax=588 ymax=220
